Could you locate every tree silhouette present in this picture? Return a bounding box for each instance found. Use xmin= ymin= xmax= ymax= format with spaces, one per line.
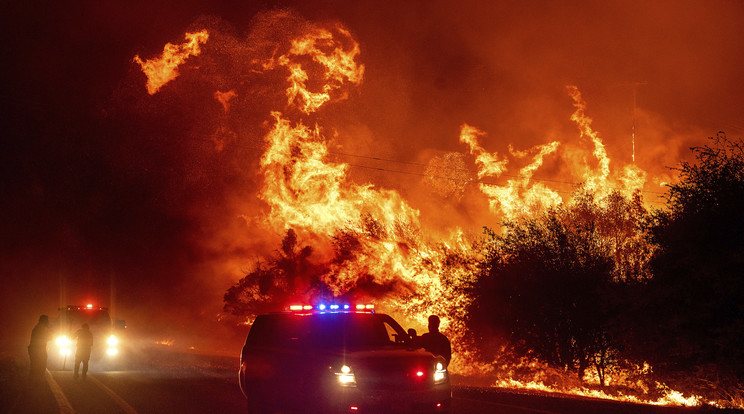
xmin=635 ymin=133 xmax=744 ymax=384
xmin=224 ymin=229 xmax=323 ymax=318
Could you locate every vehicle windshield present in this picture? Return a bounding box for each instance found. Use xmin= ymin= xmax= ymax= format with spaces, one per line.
xmin=247 ymin=313 xmax=409 ymax=350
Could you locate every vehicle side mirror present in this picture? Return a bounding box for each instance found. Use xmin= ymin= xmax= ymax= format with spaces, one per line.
xmin=407 ymin=328 xmax=421 ymax=346
xmin=114 ymin=319 xmax=127 ymax=330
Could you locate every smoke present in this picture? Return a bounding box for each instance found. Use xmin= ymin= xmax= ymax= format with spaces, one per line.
xmin=2 ymin=0 xmax=743 ymax=356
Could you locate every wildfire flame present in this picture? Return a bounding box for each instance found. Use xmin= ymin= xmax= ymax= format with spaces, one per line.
xmin=135 ymin=14 xmax=725 ymax=409
xmin=134 ymin=30 xmax=209 ymax=95
xmin=460 ymin=124 xmax=563 ymax=220
xmin=567 ymin=85 xmax=646 ymax=197
xmin=259 ymin=112 xmax=419 ymax=237
xmin=458 ymin=87 xmax=648 ymax=221
xmin=261 ymin=25 xmax=364 ymax=114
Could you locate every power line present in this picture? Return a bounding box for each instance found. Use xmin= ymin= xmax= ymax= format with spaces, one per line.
xmin=330 ymin=149 xmax=585 ymax=188
xmin=344 ymin=161 xmax=667 ymax=205
xmin=328 ymin=150 xmax=668 ymax=197
xmin=246 ymin=142 xmax=667 ymax=203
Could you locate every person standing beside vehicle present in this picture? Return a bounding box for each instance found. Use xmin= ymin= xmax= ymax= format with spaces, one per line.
xmin=73 ymin=323 xmax=93 ymax=380
xmin=419 ymin=315 xmax=452 ymax=366
xmin=28 ymin=315 xmax=51 ymax=380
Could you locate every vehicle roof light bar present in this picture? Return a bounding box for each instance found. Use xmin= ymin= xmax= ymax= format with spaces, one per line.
xmin=288 ymin=304 xmax=375 ymax=312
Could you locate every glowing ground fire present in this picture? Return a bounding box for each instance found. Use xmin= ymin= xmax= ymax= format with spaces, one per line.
xmin=135 ymin=16 xmax=718 ymax=409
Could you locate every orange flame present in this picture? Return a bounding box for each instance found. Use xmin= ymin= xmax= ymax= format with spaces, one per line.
xmin=133 ymin=30 xmax=209 ymax=95
xmin=567 ymin=85 xmax=646 ymax=197
xmin=459 ymin=124 xmax=562 ymax=220
xmin=567 ymin=85 xmax=611 ymax=192
xmin=259 ymin=112 xmax=420 ymax=235
xmin=263 ymin=25 xmax=364 ymax=114
xmin=459 ymin=124 xmax=508 ymax=179
xmin=456 ymin=87 xmax=648 ymax=222
xmin=254 ymin=25 xmax=462 ymax=323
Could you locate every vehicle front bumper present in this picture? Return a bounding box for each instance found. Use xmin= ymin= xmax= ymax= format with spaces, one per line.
xmin=328 ymin=383 xmax=451 ymax=413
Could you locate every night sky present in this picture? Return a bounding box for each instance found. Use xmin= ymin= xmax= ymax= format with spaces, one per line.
xmin=2 ymin=0 xmax=743 ymax=354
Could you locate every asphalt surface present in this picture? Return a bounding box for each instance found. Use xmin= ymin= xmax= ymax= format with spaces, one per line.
xmin=3 ymin=348 xmax=741 ymax=414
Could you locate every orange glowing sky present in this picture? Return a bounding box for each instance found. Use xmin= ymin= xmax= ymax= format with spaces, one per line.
xmin=2 ymin=0 xmax=743 ymax=352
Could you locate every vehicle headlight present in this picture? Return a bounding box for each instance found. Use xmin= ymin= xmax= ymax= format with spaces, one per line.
xmin=335 ymin=364 xmax=356 ymax=387
xmin=106 ymin=334 xmax=119 ymax=356
xmin=55 ymin=335 xmax=70 ymax=347
xmin=55 ymin=335 xmax=71 ymax=356
xmin=433 ymin=362 xmax=448 ymax=384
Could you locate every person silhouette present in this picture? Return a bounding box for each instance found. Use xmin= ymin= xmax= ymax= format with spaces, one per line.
xmin=419 ymin=315 xmax=451 ymax=366
xmin=28 ymin=315 xmax=51 ymax=380
xmin=73 ymin=323 xmax=93 ymax=380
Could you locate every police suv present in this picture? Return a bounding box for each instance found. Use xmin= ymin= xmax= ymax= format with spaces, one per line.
xmin=239 ymin=304 xmax=451 ymax=413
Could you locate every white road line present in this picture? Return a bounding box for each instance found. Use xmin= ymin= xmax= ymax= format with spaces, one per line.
xmin=454 ymin=396 xmax=562 ymax=414
xmin=87 ymin=375 xmax=139 ymax=414
xmin=45 ymin=370 xmax=76 ymax=414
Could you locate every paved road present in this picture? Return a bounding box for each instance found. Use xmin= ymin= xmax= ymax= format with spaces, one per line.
xmin=6 ymin=349 xmax=739 ymax=413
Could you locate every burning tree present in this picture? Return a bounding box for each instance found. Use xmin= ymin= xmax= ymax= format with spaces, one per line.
xmin=466 ymin=188 xmax=652 ymax=385
xmin=223 ymin=229 xmax=325 ymax=318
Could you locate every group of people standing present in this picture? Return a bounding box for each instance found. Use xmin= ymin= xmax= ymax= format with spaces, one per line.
xmin=28 ymin=314 xmax=94 ymax=381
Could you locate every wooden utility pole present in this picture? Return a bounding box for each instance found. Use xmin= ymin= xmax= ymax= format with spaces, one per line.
xmin=611 ymin=81 xmax=648 ymax=163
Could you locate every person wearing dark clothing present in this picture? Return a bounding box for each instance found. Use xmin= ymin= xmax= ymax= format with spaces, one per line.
xmin=28 ymin=315 xmax=51 ymax=379
xmin=73 ymin=323 xmax=93 ymax=380
xmin=419 ymin=315 xmax=452 ymax=366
